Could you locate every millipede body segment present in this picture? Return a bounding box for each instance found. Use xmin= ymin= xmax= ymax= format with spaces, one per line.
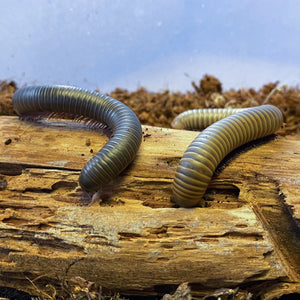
xmin=172 ymin=105 xmax=283 ymax=207
xmin=12 ymin=85 xmax=142 ymax=192
xmin=171 ymin=107 xmax=245 ymax=130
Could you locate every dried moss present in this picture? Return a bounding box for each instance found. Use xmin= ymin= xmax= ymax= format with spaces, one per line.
xmin=1 ymin=76 xmax=299 ymax=137
xmin=0 ymin=80 xmax=17 ymax=115
xmin=108 ymin=76 xmax=299 ymax=137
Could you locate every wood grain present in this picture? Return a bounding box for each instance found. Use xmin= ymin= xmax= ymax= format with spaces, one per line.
xmin=0 ymin=116 xmax=299 ymax=299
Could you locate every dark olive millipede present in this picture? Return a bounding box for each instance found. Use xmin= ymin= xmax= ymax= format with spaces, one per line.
xmin=12 ymin=85 xmax=142 ymax=192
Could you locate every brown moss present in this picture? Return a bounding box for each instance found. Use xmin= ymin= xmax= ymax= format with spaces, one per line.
xmin=1 ymin=76 xmax=299 ymax=137
xmin=200 ymin=74 xmax=222 ymax=94
xmin=0 ymin=80 xmax=17 ymax=115
xmin=108 ymin=77 xmax=299 ymax=137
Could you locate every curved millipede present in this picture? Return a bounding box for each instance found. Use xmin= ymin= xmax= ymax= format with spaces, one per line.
xmin=172 ymin=107 xmax=246 ymax=130
xmin=171 ymin=105 xmax=283 ymax=207
xmin=12 ymin=85 xmax=142 ymax=192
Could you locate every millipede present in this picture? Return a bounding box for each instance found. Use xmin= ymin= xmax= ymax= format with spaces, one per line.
xmin=12 ymin=85 xmax=142 ymax=192
xmin=171 ymin=105 xmax=283 ymax=207
xmin=172 ymin=107 xmax=246 ymax=130
xmin=13 ymin=86 xmax=283 ymax=208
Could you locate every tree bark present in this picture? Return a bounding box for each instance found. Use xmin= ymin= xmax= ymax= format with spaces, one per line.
xmin=0 ymin=116 xmax=299 ymax=299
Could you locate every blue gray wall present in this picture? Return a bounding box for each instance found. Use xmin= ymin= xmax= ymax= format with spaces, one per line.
xmin=1 ymin=0 xmax=299 ymax=92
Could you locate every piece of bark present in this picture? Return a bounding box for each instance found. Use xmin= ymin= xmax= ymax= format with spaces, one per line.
xmin=0 ymin=116 xmax=299 ymax=299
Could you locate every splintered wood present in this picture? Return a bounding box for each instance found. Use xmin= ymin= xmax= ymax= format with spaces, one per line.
xmin=0 ymin=116 xmax=299 ymax=299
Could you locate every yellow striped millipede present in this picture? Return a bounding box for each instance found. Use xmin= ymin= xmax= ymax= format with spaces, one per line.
xmin=171 ymin=105 xmax=283 ymax=207
xmin=12 ymin=85 xmax=142 ymax=192
xmin=172 ymin=107 xmax=245 ymax=130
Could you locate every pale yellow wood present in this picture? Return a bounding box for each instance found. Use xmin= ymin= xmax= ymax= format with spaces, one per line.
xmin=0 ymin=116 xmax=299 ymax=299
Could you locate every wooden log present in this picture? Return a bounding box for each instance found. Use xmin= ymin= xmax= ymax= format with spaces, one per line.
xmin=0 ymin=116 xmax=299 ymax=299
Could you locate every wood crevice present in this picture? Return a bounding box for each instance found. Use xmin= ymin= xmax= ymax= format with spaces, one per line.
xmin=0 ymin=116 xmax=299 ymax=298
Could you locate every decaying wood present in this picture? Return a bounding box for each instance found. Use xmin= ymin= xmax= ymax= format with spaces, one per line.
xmin=0 ymin=116 xmax=299 ymax=299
